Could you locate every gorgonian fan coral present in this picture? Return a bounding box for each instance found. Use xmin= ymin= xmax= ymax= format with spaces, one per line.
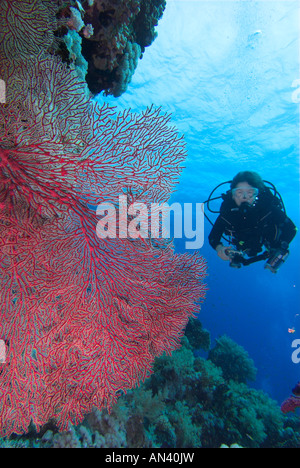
xmin=0 ymin=53 xmax=207 ymax=436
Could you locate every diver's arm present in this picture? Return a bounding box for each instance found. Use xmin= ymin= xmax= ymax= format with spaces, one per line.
xmin=279 ymin=216 xmax=297 ymax=247
xmin=270 ymin=207 xmax=297 ymax=248
xmin=208 ymin=215 xmax=224 ymax=249
xmin=208 ymin=216 xmax=231 ymax=260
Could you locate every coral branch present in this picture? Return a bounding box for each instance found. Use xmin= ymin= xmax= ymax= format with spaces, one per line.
xmin=0 ymin=54 xmax=207 ymax=436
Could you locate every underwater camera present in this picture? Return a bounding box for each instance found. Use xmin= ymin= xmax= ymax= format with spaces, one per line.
xmin=224 ymin=249 xmax=245 ymax=268
xmin=224 ymin=248 xmax=276 ymax=270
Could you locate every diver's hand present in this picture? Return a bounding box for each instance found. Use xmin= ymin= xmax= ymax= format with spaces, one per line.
xmin=216 ymin=244 xmax=232 ymax=261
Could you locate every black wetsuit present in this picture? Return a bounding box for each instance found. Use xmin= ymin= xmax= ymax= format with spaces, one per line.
xmin=208 ymin=189 xmax=297 ymax=256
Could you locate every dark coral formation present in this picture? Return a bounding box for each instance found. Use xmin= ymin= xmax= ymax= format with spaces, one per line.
xmin=185 ymin=317 xmax=211 ymax=352
xmin=54 ymin=0 xmax=166 ymax=96
xmin=208 ymin=335 xmax=257 ymax=384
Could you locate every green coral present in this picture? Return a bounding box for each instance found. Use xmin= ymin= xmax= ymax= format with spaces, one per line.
xmin=133 ymin=0 xmax=166 ymax=49
xmin=168 ymin=401 xmax=201 ymax=448
xmin=112 ymin=42 xmax=141 ymax=97
xmin=216 ymin=381 xmax=293 ymax=448
xmin=185 ymin=317 xmax=211 ymax=352
xmin=208 ymin=335 xmax=257 ymax=384
xmin=63 ymin=30 xmax=89 ymax=80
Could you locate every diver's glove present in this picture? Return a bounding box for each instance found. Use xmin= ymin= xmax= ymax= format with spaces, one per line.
xmin=216 ymin=244 xmax=232 ymax=261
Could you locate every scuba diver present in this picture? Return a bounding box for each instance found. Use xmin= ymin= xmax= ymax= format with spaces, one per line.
xmin=206 ymin=171 xmax=297 ymax=272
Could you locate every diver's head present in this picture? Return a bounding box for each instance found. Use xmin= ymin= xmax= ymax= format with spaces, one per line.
xmin=231 ymin=171 xmax=264 ymax=207
xmin=232 ymin=182 xmax=258 ymax=206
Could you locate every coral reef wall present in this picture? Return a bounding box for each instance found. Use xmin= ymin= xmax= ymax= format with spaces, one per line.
xmin=0 ymin=0 xmax=207 ymax=437
xmin=54 ymin=0 xmax=166 ymax=96
xmin=0 ymin=0 xmax=166 ymax=97
xmin=1 ymin=321 xmax=299 ymax=448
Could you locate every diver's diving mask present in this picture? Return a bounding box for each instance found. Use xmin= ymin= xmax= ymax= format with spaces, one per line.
xmin=231 ymin=187 xmax=259 ymax=201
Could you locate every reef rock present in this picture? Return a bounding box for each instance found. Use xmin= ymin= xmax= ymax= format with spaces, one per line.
xmin=55 ymin=0 xmax=166 ymax=96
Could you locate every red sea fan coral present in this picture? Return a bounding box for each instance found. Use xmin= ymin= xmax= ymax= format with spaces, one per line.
xmin=0 ymin=55 xmax=207 ymax=436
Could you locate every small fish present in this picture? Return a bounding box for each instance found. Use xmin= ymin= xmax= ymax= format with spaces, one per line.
xmin=288 ymin=328 xmax=296 ymax=334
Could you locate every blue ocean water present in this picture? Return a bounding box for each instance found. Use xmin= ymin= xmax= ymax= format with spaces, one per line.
xmin=100 ymin=0 xmax=300 ymax=404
